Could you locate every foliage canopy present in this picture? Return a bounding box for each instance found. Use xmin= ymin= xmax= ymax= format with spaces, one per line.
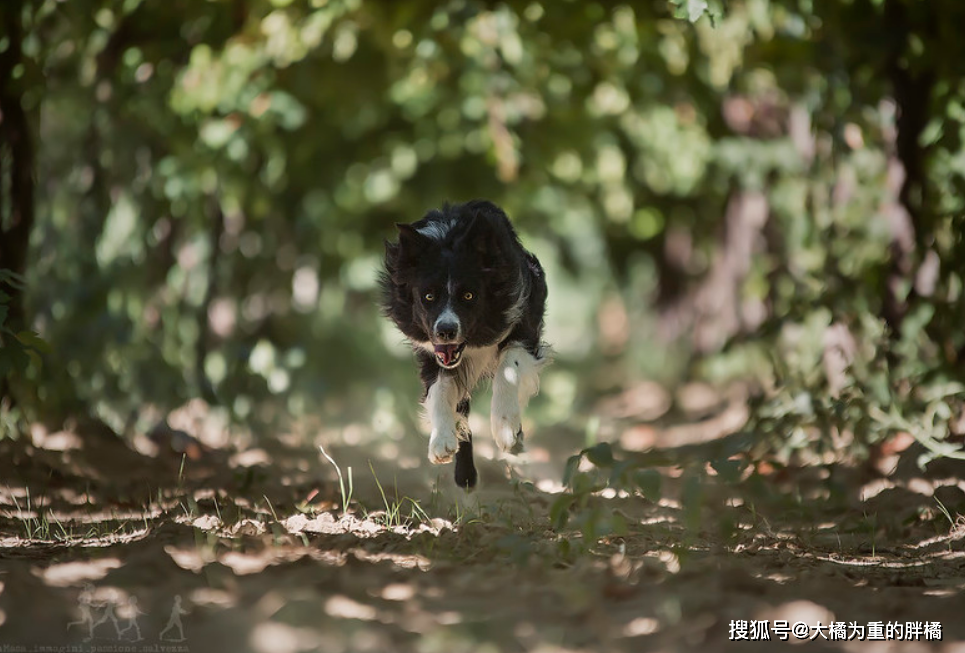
xmin=1 ymin=0 xmax=963 ymax=471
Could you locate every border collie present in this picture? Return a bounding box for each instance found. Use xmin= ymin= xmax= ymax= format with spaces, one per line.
xmin=381 ymin=200 xmax=550 ymax=488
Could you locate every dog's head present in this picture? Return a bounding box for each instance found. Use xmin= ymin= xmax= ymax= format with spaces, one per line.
xmin=381 ymin=202 xmax=520 ymax=369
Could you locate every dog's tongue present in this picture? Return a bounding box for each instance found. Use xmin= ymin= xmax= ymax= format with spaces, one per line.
xmin=434 ymin=344 xmax=460 ymax=365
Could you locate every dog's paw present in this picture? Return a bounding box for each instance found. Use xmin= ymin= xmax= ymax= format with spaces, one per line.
xmin=507 ymin=431 xmax=525 ymax=455
xmin=428 ymin=427 xmax=458 ymax=464
xmin=492 ymin=413 xmax=524 ymax=454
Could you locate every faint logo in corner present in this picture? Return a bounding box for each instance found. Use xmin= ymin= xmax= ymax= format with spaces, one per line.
xmin=65 ymin=586 xmax=190 ymax=650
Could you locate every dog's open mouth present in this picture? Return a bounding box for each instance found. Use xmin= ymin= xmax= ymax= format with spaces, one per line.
xmin=434 ymin=343 xmax=466 ymax=368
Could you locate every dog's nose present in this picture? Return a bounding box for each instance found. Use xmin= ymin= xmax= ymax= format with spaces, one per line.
xmin=434 ymin=322 xmax=459 ymax=341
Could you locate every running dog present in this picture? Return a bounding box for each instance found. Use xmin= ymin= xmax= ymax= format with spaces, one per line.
xmin=380 ymin=200 xmax=550 ymax=488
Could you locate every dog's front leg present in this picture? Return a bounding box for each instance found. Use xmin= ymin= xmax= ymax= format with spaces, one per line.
xmin=424 ymin=372 xmax=461 ymax=464
xmin=491 ymin=344 xmax=545 ymax=453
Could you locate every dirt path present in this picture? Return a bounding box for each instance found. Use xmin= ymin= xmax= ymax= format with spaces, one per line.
xmin=1 ymin=401 xmax=963 ymax=652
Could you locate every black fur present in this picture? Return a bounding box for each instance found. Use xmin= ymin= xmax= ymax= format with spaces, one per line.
xmin=380 ymin=200 xmax=548 ymax=488
xmin=453 ymin=398 xmax=476 ymax=488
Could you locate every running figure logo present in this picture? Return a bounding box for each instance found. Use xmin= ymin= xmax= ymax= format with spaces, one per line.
xmin=159 ymin=595 xmax=188 ymax=642
xmin=67 ymin=586 xmax=189 ymax=644
xmin=65 ymin=584 xmax=96 ymax=642
xmin=91 ymin=594 xmax=123 ymax=639
xmin=119 ymin=595 xmax=145 ymax=642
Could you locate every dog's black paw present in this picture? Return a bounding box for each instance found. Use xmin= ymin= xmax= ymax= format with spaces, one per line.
xmin=454 ymin=438 xmax=477 ymax=490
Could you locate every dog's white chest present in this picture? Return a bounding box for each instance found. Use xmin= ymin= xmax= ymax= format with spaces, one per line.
xmin=455 ymin=344 xmax=500 ymax=392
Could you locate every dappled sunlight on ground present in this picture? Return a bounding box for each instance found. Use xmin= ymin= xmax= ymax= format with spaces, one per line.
xmin=1 ymin=393 xmax=964 ymax=652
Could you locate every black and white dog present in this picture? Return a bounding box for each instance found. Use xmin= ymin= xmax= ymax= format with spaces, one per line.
xmin=381 ymin=200 xmax=550 ymax=488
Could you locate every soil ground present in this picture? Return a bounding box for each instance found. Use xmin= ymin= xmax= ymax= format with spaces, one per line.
xmin=1 ymin=390 xmax=964 ymax=652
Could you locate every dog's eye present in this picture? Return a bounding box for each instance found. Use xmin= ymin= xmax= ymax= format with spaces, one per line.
xmin=424 ymin=292 xmax=435 ymax=302
xmin=462 ymin=292 xmax=474 ymax=301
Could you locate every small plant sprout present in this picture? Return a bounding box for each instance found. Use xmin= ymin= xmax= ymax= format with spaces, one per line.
xmin=367 ymin=461 xmax=431 ymax=528
xmin=319 ymin=444 xmax=353 ymax=516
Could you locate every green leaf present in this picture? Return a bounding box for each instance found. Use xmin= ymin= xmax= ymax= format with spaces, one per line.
xmin=608 ymin=459 xmax=637 ymax=487
xmin=610 ymin=510 xmax=629 ymax=537
xmin=0 ymin=269 xmax=26 ymax=290
xmin=710 ymin=458 xmax=744 ymax=484
xmin=584 ymin=442 xmax=614 ymax=467
xmin=633 ymin=469 xmax=662 ymax=500
xmin=15 ymin=330 xmax=51 ymax=354
xmin=578 ymin=510 xmax=600 ymax=542
xmin=681 ymin=473 xmax=703 ymax=530
xmin=27 ymin=349 xmax=42 ymax=372
xmin=556 ymin=538 xmax=573 ymax=560
xmin=719 ymin=432 xmax=755 ymax=458
xmin=900 ymin=304 xmax=935 ymax=341
xmin=686 ymin=0 xmax=709 ymax=22
xmin=571 ymin=472 xmax=603 ymax=497
xmin=549 ymin=494 xmax=575 ymax=530
xmin=562 ymin=453 xmax=582 ymax=487
xmin=1 ymin=341 xmax=30 ymax=373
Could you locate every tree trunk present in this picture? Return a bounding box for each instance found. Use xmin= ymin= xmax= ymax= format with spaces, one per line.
xmin=0 ymin=1 xmax=37 ymax=402
xmin=0 ymin=2 xmax=35 ymax=324
xmin=881 ymin=0 xmax=936 ymax=336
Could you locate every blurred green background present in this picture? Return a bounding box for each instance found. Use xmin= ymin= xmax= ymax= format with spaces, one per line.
xmin=2 ymin=0 xmax=964 ymax=468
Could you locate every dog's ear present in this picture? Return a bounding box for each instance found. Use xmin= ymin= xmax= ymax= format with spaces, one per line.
xmin=388 ymin=223 xmax=430 ymax=280
xmin=395 ymin=223 xmax=431 ymax=253
xmin=460 ymin=213 xmax=490 ymax=251
xmin=460 ymin=212 xmax=503 ymax=272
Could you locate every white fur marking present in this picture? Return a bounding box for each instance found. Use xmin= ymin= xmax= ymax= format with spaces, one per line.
xmin=425 ymin=375 xmax=460 ymax=463
xmin=503 ymin=276 xmax=528 ymax=325
xmin=503 ymin=366 xmax=518 ymax=384
xmin=455 ymin=343 xmax=500 ymax=389
xmin=490 ymin=344 xmax=547 ymax=453
xmin=416 ymin=220 xmax=454 ymax=241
